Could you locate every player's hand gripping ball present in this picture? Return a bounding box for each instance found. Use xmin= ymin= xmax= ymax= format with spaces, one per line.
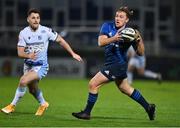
xmin=120 ymin=28 xmax=140 ymax=42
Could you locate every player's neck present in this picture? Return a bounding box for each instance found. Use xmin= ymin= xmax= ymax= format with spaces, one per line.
xmin=29 ymin=25 xmax=39 ymax=32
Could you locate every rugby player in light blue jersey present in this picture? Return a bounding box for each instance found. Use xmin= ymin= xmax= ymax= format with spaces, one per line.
xmin=72 ymin=6 xmax=156 ymax=120
xmin=127 ymin=46 xmax=162 ymax=85
xmin=1 ymin=8 xmax=82 ymax=116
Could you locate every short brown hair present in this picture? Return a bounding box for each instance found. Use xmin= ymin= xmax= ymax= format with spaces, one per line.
xmin=117 ymin=6 xmax=133 ymax=18
xmin=27 ymin=8 xmax=40 ymax=16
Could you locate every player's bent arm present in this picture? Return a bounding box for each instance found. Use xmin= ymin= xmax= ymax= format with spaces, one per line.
xmin=135 ymin=36 xmax=145 ymax=56
xmin=98 ymin=33 xmax=121 ymax=47
xmin=17 ymin=46 xmax=36 ymax=60
xmin=55 ymin=35 xmax=83 ymax=62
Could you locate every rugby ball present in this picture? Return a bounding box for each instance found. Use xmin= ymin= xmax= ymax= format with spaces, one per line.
xmin=120 ymin=27 xmax=136 ymax=41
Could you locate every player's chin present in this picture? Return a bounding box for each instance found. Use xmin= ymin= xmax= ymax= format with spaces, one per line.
xmin=115 ymin=23 xmax=123 ymax=28
xmin=32 ymin=25 xmax=39 ymax=30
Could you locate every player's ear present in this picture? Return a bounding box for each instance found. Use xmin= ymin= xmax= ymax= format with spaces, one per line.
xmin=27 ymin=17 xmax=29 ymax=23
xmin=125 ymin=18 xmax=129 ymax=23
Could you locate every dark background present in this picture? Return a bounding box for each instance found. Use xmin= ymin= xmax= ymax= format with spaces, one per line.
xmin=0 ymin=0 xmax=180 ymax=80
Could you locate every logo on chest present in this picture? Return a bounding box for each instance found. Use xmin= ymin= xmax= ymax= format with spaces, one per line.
xmin=109 ymin=32 xmax=113 ymax=37
xmin=38 ymin=35 xmax=42 ymax=40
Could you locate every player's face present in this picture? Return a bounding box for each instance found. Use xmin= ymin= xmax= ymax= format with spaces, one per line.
xmin=27 ymin=13 xmax=40 ymax=31
xmin=115 ymin=11 xmax=129 ymax=28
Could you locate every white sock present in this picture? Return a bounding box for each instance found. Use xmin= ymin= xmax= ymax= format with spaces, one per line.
xmin=144 ymin=70 xmax=158 ymax=79
xmin=11 ymin=86 xmax=27 ymax=106
xmin=127 ymin=72 xmax=133 ymax=85
xmin=37 ymin=91 xmax=46 ymax=105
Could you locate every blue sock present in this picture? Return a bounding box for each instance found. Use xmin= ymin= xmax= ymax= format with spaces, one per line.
xmin=130 ymin=89 xmax=149 ymax=111
xmin=84 ymin=93 xmax=98 ymax=114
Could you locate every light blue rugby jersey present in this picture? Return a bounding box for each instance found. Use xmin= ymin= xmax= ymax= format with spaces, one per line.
xmin=17 ymin=25 xmax=58 ymax=66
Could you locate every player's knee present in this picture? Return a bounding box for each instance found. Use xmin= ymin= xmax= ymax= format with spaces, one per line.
xmin=139 ymin=71 xmax=144 ymax=75
xmin=119 ymin=84 xmax=131 ymax=95
xmin=119 ymin=86 xmax=126 ymax=94
xmin=19 ymin=76 xmax=30 ymax=86
xmin=88 ymin=80 xmax=98 ymax=90
xmin=120 ymin=85 xmax=133 ymax=96
xmin=128 ymin=65 xmax=134 ymax=72
xmin=19 ymin=78 xmax=27 ymax=86
xmin=138 ymin=69 xmax=144 ymax=75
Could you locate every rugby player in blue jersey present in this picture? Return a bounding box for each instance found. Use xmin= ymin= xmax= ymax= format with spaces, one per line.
xmin=1 ymin=8 xmax=83 ymax=116
xmin=72 ymin=6 xmax=155 ymax=120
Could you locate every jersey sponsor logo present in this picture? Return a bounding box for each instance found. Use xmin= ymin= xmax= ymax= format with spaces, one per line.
xmin=25 ymin=42 xmax=44 ymax=53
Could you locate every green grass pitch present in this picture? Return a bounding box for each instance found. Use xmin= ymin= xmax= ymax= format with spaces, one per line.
xmin=0 ymin=77 xmax=180 ymax=127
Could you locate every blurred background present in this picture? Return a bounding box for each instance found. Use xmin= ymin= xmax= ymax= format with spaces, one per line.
xmin=0 ymin=0 xmax=180 ymax=80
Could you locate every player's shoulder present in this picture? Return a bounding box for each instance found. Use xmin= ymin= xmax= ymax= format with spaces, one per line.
xmin=39 ymin=25 xmax=55 ymax=34
xmin=19 ymin=26 xmax=30 ymax=35
xmin=40 ymin=25 xmax=50 ymax=30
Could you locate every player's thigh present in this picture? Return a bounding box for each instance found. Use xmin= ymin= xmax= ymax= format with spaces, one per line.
xmin=20 ymin=71 xmax=39 ymax=85
xmin=89 ymin=71 xmax=109 ymax=88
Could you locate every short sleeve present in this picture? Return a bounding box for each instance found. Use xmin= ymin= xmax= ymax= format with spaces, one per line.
xmin=17 ymin=31 xmax=26 ymax=47
xmin=99 ymin=23 xmax=109 ymax=36
xmin=48 ymin=28 xmax=58 ymax=41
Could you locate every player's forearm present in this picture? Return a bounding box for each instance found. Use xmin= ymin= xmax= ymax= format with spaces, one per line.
xmin=17 ymin=47 xmax=31 ymax=59
xmin=98 ymin=36 xmax=117 ymax=47
xmin=17 ymin=51 xmax=30 ymax=59
xmin=134 ymin=31 xmax=144 ymax=56
xmin=56 ymin=35 xmax=75 ymax=56
xmin=59 ymin=40 xmax=75 ymax=56
xmin=136 ymin=41 xmax=144 ymax=56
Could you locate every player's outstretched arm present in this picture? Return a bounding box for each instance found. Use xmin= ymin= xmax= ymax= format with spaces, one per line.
xmin=55 ymin=35 xmax=83 ymax=62
xmin=17 ymin=46 xmax=36 ymax=60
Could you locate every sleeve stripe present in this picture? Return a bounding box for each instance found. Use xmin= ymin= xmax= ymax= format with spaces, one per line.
xmin=17 ymin=45 xmax=25 ymax=47
xmin=54 ymin=33 xmax=58 ymax=41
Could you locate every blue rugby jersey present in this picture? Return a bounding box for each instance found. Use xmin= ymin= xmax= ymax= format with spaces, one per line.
xmin=99 ymin=21 xmax=132 ymax=66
